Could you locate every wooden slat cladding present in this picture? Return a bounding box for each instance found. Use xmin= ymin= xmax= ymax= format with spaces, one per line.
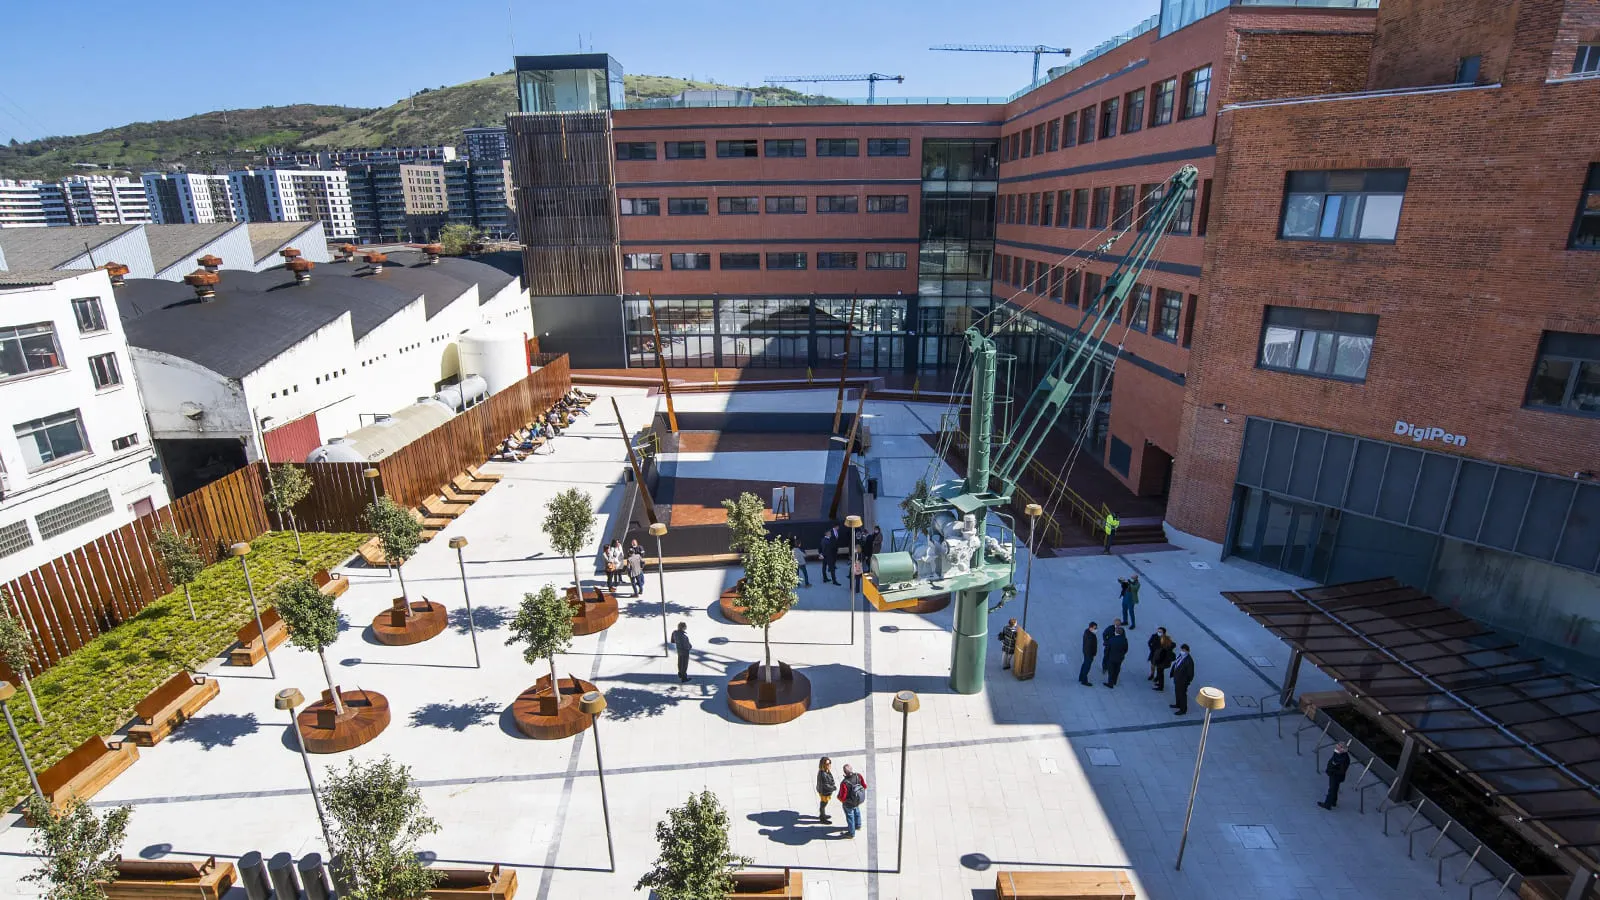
xmin=508 ymin=112 xmax=621 ymax=295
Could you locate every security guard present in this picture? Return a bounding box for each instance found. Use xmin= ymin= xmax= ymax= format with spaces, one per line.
xmin=1103 ymin=512 xmax=1120 ymax=554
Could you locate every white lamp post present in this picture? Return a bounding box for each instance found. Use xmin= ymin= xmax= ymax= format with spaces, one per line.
xmin=649 ymin=522 xmax=669 ymax=656
xmin=449 ymin=537 xmax=480 ymax=667
xmin=892 ymin=690 xmax=920 ymax=872
xmin=844 ymin=514 xmax=863 ymax=645
xmin=1175 ymin=686 xmax=1227 ymax=870
xmin=231 ymin=542 xmax=275 ymax=679
xmin=1022 ymin=503 xmax=1041 ymax=630
xmin=275 ymin=687 xmax=334 ymax=853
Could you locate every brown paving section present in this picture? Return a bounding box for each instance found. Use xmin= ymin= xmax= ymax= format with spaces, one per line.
xmin=675 ymin=431 xmax=834 ymax=453
xmin=666 ymin=478 xmax=826 ymax=526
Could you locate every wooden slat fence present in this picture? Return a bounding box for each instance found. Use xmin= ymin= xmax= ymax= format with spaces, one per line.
xmin=282 ymin=462 xmax=375 ymax=533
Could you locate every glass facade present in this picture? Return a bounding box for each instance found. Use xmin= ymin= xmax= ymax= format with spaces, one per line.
xmin=623 ymin=296 xmax=912 ymax=369
xmin=919 ymin=138 xmax=1000 ymax=370
xmin=515 ymin=54 xmax=626 ymax=113
xmin=990 ymin=314 xmax=1115 ymax=463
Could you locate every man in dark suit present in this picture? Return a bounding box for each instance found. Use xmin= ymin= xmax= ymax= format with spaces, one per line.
xmin=1102 ymin=624 xmax=1130 ymax=688
xmin=1170 ymin=643 xmax=1195 ymax=714
xmin=1078 ymin=622 xmax=1098 ymax=686
xmin=820 ymin=527 xmax=839 ymax=584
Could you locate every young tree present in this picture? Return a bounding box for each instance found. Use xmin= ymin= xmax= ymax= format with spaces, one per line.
xmin=738 ymin=536 xmax=799 ymax=676
xmin=365 ymin=497 xmax=422 ymax=602
xmin=152 ymin=526 xmax=203 ymax=620
xmin=320 ymin=756 xmax=440 ymax=900
xmin=719 ymin=492 xmax=768 ymax=557
xmin=275 ymin=577 xmax=345 ymax=715
xmin=0 ymin=593 xmax=43 ymax=725
xmin=635 ymin=791 xmax=750 ymax=900
xmin=899 ymin=476 xmax=934 ymax=547
xmin=438 ymin=223 xmax=483 ymax=256
xmin=265 ymin=465 xmax=313 ymax=558
xmin=24 ymin=796 xmax=131 ymax=900
xmin=542 ymin=488 xmax=595 ymax=592
xmin=506 ymin=585 xmax=574 ymax=704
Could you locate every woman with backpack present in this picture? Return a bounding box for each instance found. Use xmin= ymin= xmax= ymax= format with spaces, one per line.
xmin=838 ymin=764 xmax=868 ymax=838
xmin=815 ymin=757 xmax=835 ymax=824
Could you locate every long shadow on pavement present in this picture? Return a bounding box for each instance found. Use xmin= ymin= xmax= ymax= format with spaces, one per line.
xmin=748 ymin=809 xmax=845 ymax=845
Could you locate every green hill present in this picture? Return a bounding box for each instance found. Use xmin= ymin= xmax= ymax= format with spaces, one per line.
xmin=304 ymin=73 xmax=517 ymax=149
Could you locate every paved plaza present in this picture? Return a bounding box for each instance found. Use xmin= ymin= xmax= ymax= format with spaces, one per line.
xmin=0 ymin=389 xmax=1492 ymax=899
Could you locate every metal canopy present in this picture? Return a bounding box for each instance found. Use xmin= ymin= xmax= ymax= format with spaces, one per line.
xmin=1224 ymin=577 xmax=1600 ymax=875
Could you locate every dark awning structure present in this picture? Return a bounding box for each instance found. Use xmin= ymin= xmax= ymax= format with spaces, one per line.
xmin=1223 ymin=578 xmax=1600 ymax=878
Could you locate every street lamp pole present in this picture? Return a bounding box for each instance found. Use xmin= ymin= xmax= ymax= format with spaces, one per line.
xmin=362 ymin=467 xmax=380 ymax=506
xmin=0 ymin=682 xmax=43 ymax=805
xmin=448 ymin=537 xmax=480 ymax=668
xmin=275 ymin=688 xmax=335 ymax=854
xmin=1022 ymin=503 xmax=1041 ymax=630
xmin=892 ymin=690 xmax=920 ymax=873
xmin=649 ymin=523 xmax=669 ymax=657
xmin=1175 ymin=686 xmax=1227 ymax=870
xmin=844 ymin=514 xmax=863 ymax=645
xmin=231 ymin=542 xmax=276 ymax=679
xmin=579 ymin=691 xmax=615 ymax=872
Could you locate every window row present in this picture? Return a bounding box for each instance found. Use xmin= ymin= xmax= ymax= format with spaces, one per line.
xmin=617 ymin=137 xmax=912 ymax=161
xmin=623 ymin=251 xmax=909 ymax=271
xmin=621 ymin=195 xmax=910 ymax=216
xmin=1 ymin=321 xmax=122 ymax=390
xmin=1000 ymin=65 xmax=1211 ymax=163
xmin=999 ymin=180 xmax=1210 ymax=236
xmin=993 ymin=255 xmax=1192 ymax=345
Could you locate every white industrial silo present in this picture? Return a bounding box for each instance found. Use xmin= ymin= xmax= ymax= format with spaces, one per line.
xmin=457 ymin=327 xmax=527 ymax=395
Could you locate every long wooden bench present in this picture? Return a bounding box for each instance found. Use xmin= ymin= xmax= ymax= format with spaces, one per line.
xmin=314 ymin=567 xmax=348 ymax=599
xmin=728 ymin=868 xmax=802 ymax=897
xmin=127 ymin=670 xmax=220 ymax=746
xmin=31 ymin=735 xmax=138 ymax=820
xmin=228 ymin=606 xmax=286 ymax=667
xmin=994 ymin=870 xmax=1136 ymax=899
xmin=427 ymin=864 xmax=518 ymax=899
xmin=99 ymin=856 xmax=236 ymax=900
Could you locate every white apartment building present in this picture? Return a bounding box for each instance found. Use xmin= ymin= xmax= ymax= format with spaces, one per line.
xmin=0 ymin=269 xmax=168 ymax=582
xmin=266 ymin=146 xmax=456 ymax=169
xmin=0 ymin=180 xmax=69 ymax=228
xmin=142 ymin=172 xmax=238 ymax=225
xmin=228 ymin=168 xmax=356 ymax=240
xmin=60 ymin=176 xmax=151 ymax=226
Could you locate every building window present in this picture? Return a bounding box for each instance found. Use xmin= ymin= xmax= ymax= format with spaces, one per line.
xmin=1028 ymin=193 xmax=1041 ymax=226
xmin=1455 ymin=55 xmax=1482 ymax=84
xmin=1049 ymin=265 xmax=1064 ymax=301
xmin=866 ymin=251 xmax=907 ymax=270
xmin=1129 ymin=284 xmax=1151 ymax=331
xmin=1258 ymin=306 xmax=1378 ymax=381
xmin=1570 ymin=163 xmax=1600 ymax=250
xmin=1020 ymin=131 xmax=1032 ymax=158
xmin=867 ymin=138 xmax=910 ymax=157
xmin=615 ymin=142 xmax=657 ymax=160
xmin=1065 ymin=270 xmax=1081 ymax=307
xmin=720 ymin=252 xmax=761 ymax=270
xmin=1181 ymin=66 xmax=1212 ymax=120
xmin=619 ymin=197 xmax=660 ymax=216
xmin=1041 ymin=191 xmax=1054 ymax=227
xmin=718 ymin=196 xmax=759 ymax=215
xmin=1072 ymin=189 xmax=1090 ymax=228
xmin=765 ymin=139 xmax=806 ymax=158
xmin=1169 ymin=185 xmax=1197 ymax=235
xmin=818 ymin=252 xmax=858 ymax=270
xmin=89 ymin=352 xmax=121 ymax=389
xmin=1526 ymin=331 xmax=1600 ymax=416
xmin=1056 ymin=190 xmax=1070 ymax=227
xmin=766 ymin=252 xmax=807 ymax=270
xmin=1099 ymin=98 xmax=1120 ymax=139
xmin=1156 ymin=289 xmax=1184 ymax=341
xmin=765 ymin=196 xmax=807 ymax=214
xmin=1046 ymin=119 xmax=1061 ymax=152
xmin=1577 ymin=45 xmax=1600 ymax=74
xmin=1123 ymin=88 xmax=1145 ymax=134
xmin=1063 ymin=113 xmax=1078 ymax=148
xmin=1 ymin=323 xmax=62 ymax=381
xmin=1113 ymin=185 xmax=1136 ymax=228
xmin=1151 ymin=77 xmax=1176 ymax=126
xmin=664 ymin=141 xmax=705 ymax=159
xmin=816 ymin=138 xmax=858 ymax=157
xmin=0 ymin=520 xmax=32 ymax=560
xmin=1281 ymin=169 xmax=1408 ymax=242
xmin=623 ymin=253 xmax=663 ymax=270
xmin=1090 ymin=187 xmax=1111 ymax=228
xmin=1078 ymin=105 xmax=1096 ymax=144
xmin=35 ymin=489 xmax=113 ymax=541
xmin=1084 ymin=273 xmax=1104 ymax=313
xmin=717 ymin=140 xmax=759 ymax=158
xmin=111 ymin=433 xmax=139 ymax=450
xmin=867 ymin=195 xmax=909 ymax=213
xmin=1024 ymin=260 xmax=1037 ymax=292
xmin=1197 ymin=178 xmax=1213 ymax=236
xmin=71 ymin=297 xmax=108 ymax=333
xmin=14 ymin=409 xmax=88 ymax=470
xmin=1033 ymin=124 xmax=1047 ymax=155
xmin=1137 ymin=183 xmax=1161 ymax=232
xmin=816 ymin=195 xmax=858 ymax=213
xmin=668 ymin=197 xmax=709 ymax=215
xmin=670 ymin=253 xmax=711 ymax=270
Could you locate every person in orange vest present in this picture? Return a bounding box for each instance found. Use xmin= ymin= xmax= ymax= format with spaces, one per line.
xmin=1103 ymin=512 xmax=1120 ymax=554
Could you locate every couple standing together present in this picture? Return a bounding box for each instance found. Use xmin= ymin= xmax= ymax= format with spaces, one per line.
xmin=814 ymin=757 xmax=868 ymax=838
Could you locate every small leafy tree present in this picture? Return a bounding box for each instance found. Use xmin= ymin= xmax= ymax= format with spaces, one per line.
xmin=275 ymin=578 xmax=344 ymax=715
xmin=506 ymin=585 xmax=574 ymax=704
xmin=542 ymin=488 xmax=595 ymax=592
xmin=719 ymin=492 xmax=768 ymax=557
xmin=0 ymin=592 xmax=43 ymax=725
xmin=635 ymin=791 xmax=750 ymax=900
xmin=265 ymin=465 xmax=313 ymax=558
xmin=365 ymin=497 xmax=422 ymax=602
xmin=899 ymin=476 xmax=934 ymax=548
xmin=438 ymin=223 xmax=483 ymax=256
xmin=152 ymin=526 xmax=204 ymax=620
xmin=739 ymin=536 xmax=799 ymax=675
xmin=24 ymin=796 xmax=131 ymax=900
xmin=321 ymin=756 xmax=440 ymax=900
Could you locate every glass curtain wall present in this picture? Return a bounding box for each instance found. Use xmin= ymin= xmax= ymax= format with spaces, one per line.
xmin=992 ymin=313 xmax=1115 ymax=462
xmin=624 ymin=296 xmax=911 ymax=369
xmin=516 ymin=55 xmax=626 ymax=113
xmin=919 ymin=138 xmax=999 ymax=371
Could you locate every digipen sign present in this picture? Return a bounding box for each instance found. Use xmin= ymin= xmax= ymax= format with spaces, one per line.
xmin=1395 ymin=420 xmax=1467 ymax=447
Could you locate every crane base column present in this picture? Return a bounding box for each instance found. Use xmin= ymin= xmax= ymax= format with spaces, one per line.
xmin=949 ymin=587 xmax=991 ymax=694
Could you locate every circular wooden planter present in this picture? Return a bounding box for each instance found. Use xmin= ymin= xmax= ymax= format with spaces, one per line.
xmin=370 ymin=598 xmax=448 ymax=645
xmin=718 ymin=584 xmax=789 ymax=626
xmin=565 ymin=586 xmax=619 ymax=636
xmin=297 ymin=688 xmax=391 ymax=753
xmin=510 ymin=676 xmax=599 ymax=740
xmin=726 ymin=662 xmax=811 ymax=725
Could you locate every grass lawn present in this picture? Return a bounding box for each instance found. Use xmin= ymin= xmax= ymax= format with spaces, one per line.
xmin=0 ymin=531 xmax=366 ymax=807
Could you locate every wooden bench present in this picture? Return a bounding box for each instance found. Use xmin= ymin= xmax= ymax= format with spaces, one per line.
xmin=427 ymin=864 xmax=519 ymax=899
xmin=994 ymin=870 xmax=1136 ymax=899
xmin=99 ymin=856 xmax=236 ymax=900
xmin=228 ymin=606 xmax=286 ymax=667
xmin=466 ymin=465 xmax=502 ymax=484
xmin=728 ymin=868 xmax=802 ymax=897
xmin=422 ymin=494 xmax=471 ymax=519
xmin=127 ymin=670 xmax=220 ymax=746
xmin=32 ymin=736 xmax=138 ymax=819
xmin=450 ymin=472 xmax=491 ymax=495
xmin=314 ymin=568 xmax=348 ymax=599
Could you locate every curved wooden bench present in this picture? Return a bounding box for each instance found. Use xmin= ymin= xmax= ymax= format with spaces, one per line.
xmin=727 ymin=663 xmax=811 ymax=725
xmin=565 ymin=586 xmax=618 ymax=635
xmin=728 ymin=868 xmax=802 ymax=897
xmin=427 ymin=863 xmax=519 ymax=899
xmin=371 ymin=598 xmax=448 ymax=645
xmin=995 ymin=870 xmax=1136 ymax=899
xmin=313 ymin=568 xmax=348 ymax=599
xmin=100 ymin=856 xmax=236 ymax=900
xmin=30 ymin=736 xmax=138 ymax=821
xmin=127 ymin=671 xmax=219 ymax=746
xmin=228 ymin=607 xmax=286 ymax=667
xmin=297 ymin=687 xmax=391 ymax=753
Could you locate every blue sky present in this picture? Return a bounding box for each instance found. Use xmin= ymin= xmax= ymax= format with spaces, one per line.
xmin=0 ymin=0 xmax=1160 ymax=142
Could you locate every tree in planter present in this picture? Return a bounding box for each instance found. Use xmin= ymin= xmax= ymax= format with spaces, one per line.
xmin=719 ymin=491 xmax=768 ymax=557
xmin=265 ymin=465 xmax=313 ymax=558
xmin=365 ymin=497 xmax=422 ymax=603
xmin=0 ymin=593 xmax=42 ymax=725
xmin=739 ymin=536 xmax=799 ymax=677
xmin=542 ymin=488 xmax=595 ymax=593
xmin=24 ymin=796 xmax=131 ymax=900
xmin=506 ymin=585 xmax=574 ymax=704
xmin=635 ymin=790 xmax=750 ymax=900
xmin=275 ymin=577 xmax=345 ymax=716
xmin=320 ymin=755 xmax=440 ymax=900
xmin=438 ymin=223 xmax=483 ymax=256
xmin=152 ymin=526 xmax=204 ymax=620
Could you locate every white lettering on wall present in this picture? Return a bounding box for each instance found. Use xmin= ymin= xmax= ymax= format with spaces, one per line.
xmin=1394 ymin=420 xmax=1468 ymax=447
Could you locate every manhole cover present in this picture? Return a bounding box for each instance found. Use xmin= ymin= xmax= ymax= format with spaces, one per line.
xmin=1189 ymin=561 xmax=1211 ymax=570
xmin=1086 ymin=748 xmax=1120 ymax=767
xmin=1052 ymin=653 xmax=1068 ymax=664
xmin=1232 ymin=825 xmax=1277 ymax=849
xmin=1249 ymin=655 xmax=1274 ymax=667
xmin=1038 ymin=756 xmax=1059 ymax=774
xmin=1236 ymin=695 xmax=1260 ymax=708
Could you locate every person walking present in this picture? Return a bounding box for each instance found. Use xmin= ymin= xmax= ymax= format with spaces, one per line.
xmin=1319 ymin=742 xmax=1352 ymax=810
xmin=627 ymin=545 xmax=646 ymax=596
xmin=1151 ymin=629 xmax=1176 ymax=691
xmin=838 ymin=764 xmax=868 ymax=838
xmin=820 ymin=527 xmax=839 ymax=585
xmin=1102 ymin=618 xmax=1121 ymax=675
xmin=815 ymin=757 xmax=836 ymax=824
xmin=1170 ymin=643 xmax=1195 ymax=714
xmin=1103 ymin=623 xmax=1130 ymax=688
xmin=1102 ymin=511 xmax=1120 ymax=554
xmin=1079 ymin=622 xmax=1098 ymax=686
xmin=1119 ymin=574 xmax=1140 ymax=629
xmin=869 ymin=525 xmax=883 ymax=560
xmin=793 ymin=538 xmax=811 ymax=587
xmin=672 ymin=622 xmax=692 ymax=682
xmin=998 ymin=618 xmax=1019 ymax=670
xmin=603 ymin=540 xmax=622 ymax=590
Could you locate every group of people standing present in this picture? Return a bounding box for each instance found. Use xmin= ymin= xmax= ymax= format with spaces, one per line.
xmin=1076 ymin=574 xmax=1197 ymax=714
xmin=813 ymin=756 xmax=869 ymax=838
xmin=602 ymin=538 xmax=647 ymax=595
xmin=811 ymin=523 xmax=883 ymax=588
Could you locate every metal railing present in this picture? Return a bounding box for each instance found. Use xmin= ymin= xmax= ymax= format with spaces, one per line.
xmin=1008 ymin=14 xmax=1161 ymax=101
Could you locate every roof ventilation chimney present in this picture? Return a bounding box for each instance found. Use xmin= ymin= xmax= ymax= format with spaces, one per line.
xmin=422 ymin=243 xmax=443 ymax=264
xmin=338 ymin=243 xmax=358 ymax=262
xmin=364 ymin=252 xmax=388 ymax=275
xmin=197 ymin=254 xmax=222 ymax=273
xmin=279 ymin=247 xmax=302 ymax=262
xmin=287 ymin=258 xmax=315 ymax=285
xmin=184 ymin=270 xmax=220 ymax=300
xmin=103 ymin=262 xmax=129 ymax=287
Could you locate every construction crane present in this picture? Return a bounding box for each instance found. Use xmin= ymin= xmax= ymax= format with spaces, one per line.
xmin=870 ymin=164 xmax=1200 ymax=694
xmin=763 ymin=73 xmax=904 ymax=105
xmin=930 ymin=44 xmax=1071 ymax=85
